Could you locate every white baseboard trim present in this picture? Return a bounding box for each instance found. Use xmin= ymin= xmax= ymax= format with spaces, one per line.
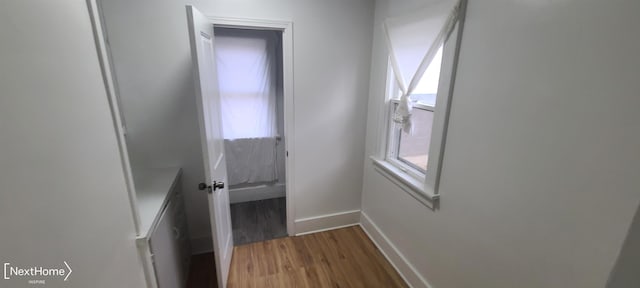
xmin=229 ymin=183 xmax=286 ymax=204
xmin=294 ymin=210 xmax=361 ymax=236
xmin=190 ymin=235 xmax=213 ymax=255
xmin=360 ymin=212 xmax=432 ymax=288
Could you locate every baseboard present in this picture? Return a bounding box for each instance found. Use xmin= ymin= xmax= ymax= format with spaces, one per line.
xmin=360 ymin=212 xmax=432 ymax=288
xmin=190 ymin=235 xmax=213 ymax=255
xmin=294 ymin=210 xmax=361 ymax=236
xmin=191 ymin=210 xmax=360 ymax=251
xmin=229 ymin=183 xmax=286 ymax=204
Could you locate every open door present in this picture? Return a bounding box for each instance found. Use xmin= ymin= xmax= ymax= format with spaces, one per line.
xmin=186 ymin=5 xmax=234 ymax=288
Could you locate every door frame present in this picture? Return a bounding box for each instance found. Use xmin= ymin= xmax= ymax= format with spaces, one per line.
xmin=207 ymin=16 xmax=296 ymax=236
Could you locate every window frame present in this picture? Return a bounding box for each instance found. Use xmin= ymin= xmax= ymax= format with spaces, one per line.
xmin=386 ymin=100 xmax=435 ymax=180
xmin=372 ymin=13 xmax=466 ymax=205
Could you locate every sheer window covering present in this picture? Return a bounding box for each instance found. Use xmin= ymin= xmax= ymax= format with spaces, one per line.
xmin=215 ymin=29 xmax=279 ymax=140
xmin=384 ymin=0 xmax=460 ymax=133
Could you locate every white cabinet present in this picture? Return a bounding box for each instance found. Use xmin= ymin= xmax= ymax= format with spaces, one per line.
xmin=137 ymin=170 xmax=191 ymax=288
xmin=150 ymin=192 xmax=190 ymax=288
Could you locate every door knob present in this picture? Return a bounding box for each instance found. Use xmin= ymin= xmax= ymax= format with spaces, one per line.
xmin=213 ymin=181 xmax=225 ymax=191
xmin=198 ymin=182 xmax=211 ymax=191
xmin=199 ymin=181 xmax=224 ymax=193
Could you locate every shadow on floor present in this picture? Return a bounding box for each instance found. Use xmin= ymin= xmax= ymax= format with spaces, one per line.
xmin=186 ymin=253 xmax=217 ymax=288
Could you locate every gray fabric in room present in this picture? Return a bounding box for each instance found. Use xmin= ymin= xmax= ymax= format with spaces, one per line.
xmin=224 ymin=138 xmax=278 ymax=186
xmin=230 ymin=197 xmax=287 ymax=245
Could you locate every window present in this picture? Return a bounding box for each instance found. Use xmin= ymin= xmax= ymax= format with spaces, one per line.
xmin=372 ymin=0 xmax=465 ymax=203
xmin=215 ymin=28 xmax=279 ymax=140
xmin=386 ymin=47 xmax=442 ymax=179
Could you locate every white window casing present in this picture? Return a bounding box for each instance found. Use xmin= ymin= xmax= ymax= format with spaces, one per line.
xmin=373 ymin=0 xmax=468 ymax=205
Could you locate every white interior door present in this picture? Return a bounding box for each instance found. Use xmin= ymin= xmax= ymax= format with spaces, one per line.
xmin=186 ymin=5 xmax=234 ymax=288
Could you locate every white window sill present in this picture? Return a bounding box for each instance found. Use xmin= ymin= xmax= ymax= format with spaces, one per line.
xmin=370 ymin=156 xmax=439 ymax=207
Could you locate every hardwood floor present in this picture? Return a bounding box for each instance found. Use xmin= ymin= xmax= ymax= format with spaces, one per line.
xmin=187 ymin=225 xmax=407 ymax=287
xmin=231 ymin=197 xmax=287 ymax=246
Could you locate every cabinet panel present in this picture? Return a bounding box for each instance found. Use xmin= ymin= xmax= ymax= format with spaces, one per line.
xmin=149 ymin=199 xmax=184 ymax=288
xmin=170 ymin=180 xmax=191 ymax=279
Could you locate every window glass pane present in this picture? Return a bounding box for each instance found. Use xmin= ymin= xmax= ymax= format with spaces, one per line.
xmin=411 ymin=46 xmax=443 ymax=107
xmin=397 ymin=107 xmax=434 ymax=172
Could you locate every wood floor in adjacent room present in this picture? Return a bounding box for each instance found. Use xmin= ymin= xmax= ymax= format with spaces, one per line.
xmin=187 ymin=225 xmax=407 ymax=288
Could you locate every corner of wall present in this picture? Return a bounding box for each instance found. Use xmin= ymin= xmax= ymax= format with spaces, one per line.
xmin=294 ymin=210 xmax=361 ymax=236
xmin=359 ymin=211 xmax=433 ymax=288
xmin=606 ymin=202 xmax=640 ymax=288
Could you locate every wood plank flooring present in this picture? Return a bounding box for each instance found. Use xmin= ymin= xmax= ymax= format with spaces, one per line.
xmin=187 ymin=225 xmax=407 ymax=287
xmin=231 ymin=197 xmax=287 ymax=245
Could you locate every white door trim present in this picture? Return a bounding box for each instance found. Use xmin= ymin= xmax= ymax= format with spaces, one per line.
xmin=207 ymin=16 xmax=296 ymax=237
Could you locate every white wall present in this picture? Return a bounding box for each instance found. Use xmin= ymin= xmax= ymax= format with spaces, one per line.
xmin=0 ymin=1 xmax=146 ymax=287
xmin=362 ymin=0 xmax=640 ymax=287
xmin=99 ymin=0 xmax=374 ymax=251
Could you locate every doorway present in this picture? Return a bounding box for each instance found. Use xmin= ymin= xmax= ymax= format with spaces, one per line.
xmin=214 ymin=26 xmax=286 ymax=245
xmin=186 ymin=8 xmax=295 ymax=287
xmin=211 ymin=19 xmax=294 ymax=245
